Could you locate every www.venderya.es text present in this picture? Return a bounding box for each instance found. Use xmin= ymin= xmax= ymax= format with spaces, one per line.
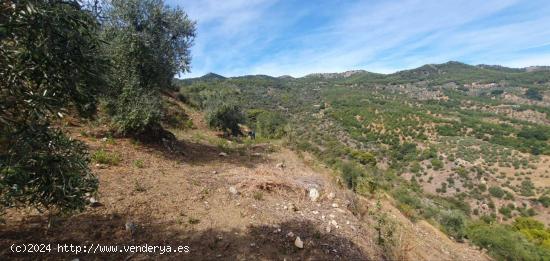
xmin=10 ymin=243 xmax=190 ymax=255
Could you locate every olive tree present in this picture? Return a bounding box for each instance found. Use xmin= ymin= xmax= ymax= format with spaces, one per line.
xmin=0 ymin=0 xmax=105 ymax=213
xmin=101 ymin=0 xmax=196 ymax=136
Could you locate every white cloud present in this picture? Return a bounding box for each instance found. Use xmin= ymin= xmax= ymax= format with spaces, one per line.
xmin=171 ymin=0 xmax=550 ymax=77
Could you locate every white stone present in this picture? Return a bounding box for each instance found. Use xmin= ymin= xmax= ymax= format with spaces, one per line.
xmin=294 ymin=237 xmax=304 ymax=249
xmin=308 ymin=188 xmax=320 ymax=202
xmin=229 ymin=186 xmax=238 ymax=195
xmin=89 ymin=197 xmax=102 ymax=207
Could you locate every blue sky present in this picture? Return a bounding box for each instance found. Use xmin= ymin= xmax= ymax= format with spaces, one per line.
xmin=167 ymin=0 xmax=550 ymax=78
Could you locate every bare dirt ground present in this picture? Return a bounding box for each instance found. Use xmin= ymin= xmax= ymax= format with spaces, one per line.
xmin=0 ymin=101 xmax=491 ymax=260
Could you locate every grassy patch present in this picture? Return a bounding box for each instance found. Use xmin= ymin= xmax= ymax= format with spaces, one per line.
xmin=92 ymin=149 xmax=121 ymax=165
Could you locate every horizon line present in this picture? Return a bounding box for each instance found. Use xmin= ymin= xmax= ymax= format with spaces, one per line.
xmin=178 ymin=60 xmax=550 ymax=79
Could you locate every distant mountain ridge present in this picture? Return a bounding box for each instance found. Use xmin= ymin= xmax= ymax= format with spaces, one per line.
xmin=180 ymin=61 xmax=550 ymax=84
xmin=304 ymin=70 xmax=370 ymax=79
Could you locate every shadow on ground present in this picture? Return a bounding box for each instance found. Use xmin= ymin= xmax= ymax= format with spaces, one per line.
xmin=0 ymin=213 xmax=369 ymax=260
xmin=139 ymin=135 xmax=274 ymax=169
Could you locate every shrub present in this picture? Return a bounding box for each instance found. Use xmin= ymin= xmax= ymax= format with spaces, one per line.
xmin=393 ymin=188 xmax=423 ymax=210
xmin=356 ymin=176 xmax=378 ymax=196
xmin=499 ymin=206 xmax=513 ymax=218
xmin=392 ymin=143 xmax=418 ymax=161
xmin=410 ymin=162 xmax=422 ymax=173
xmin=430 ymin=158 xmax=444 ymax=170
xmin=518 ymin=127 xmax=549 ymax=141
xmin=439 ymin=210 xmax=467 ymax=240
xmin=526 ymin=88 xmax=543 ymax=101
xmin=478 ymin=183 xmax=487 ymax=191
xmin=351 ymin=150 xmax=377 ymax=166
xmin=341 ymin=163 xmax=364 ymax=191
xmin=513 ymin=217 xmax=545 ymax=231
xmin=255 ymin=111 xmax=287 ymax=139
xmin=466 ymin=222 xmax=550 ymax=260
xmin=437 ymin=124 xmax=460 ymax=136
xmin=490 ymin=89 xmax=504 ymax=96
xmin=488 ymin=186 xmax=505 ymax=198
xmin=205 ymin=101 xmax=245 ymax=136
xmin=519 ymin=180 xmax=535 ymax=197
xmin=539 ymin=195 xmax=550 ymax=207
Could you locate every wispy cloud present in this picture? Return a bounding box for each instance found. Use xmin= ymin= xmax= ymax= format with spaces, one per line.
xmin=169 ymin=0 xmax=550 ymax=77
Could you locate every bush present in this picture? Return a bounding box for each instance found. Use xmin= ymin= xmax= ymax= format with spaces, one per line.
xmin=205 ymin=101 xmax=245 ymax=136
xmin=255 ymin=111 xmax=287 ymax=139
xmin=341 ymin=163 xmax=364 ymax=191
xmin=520 ymin=180 xmax=535 ymax=197
xmin=437 ymin=124 xmax=460 ymax=136
xmin=491 ymin=89 xmax=504 ymax=96
xmin=488 ymin=186 xmax=505 ymax=198
xmin=539 ymin=195 xmax=550 ymax=207
xmin=518 ymin=127 xmax=549 ymax=141
xmin=466 ymin=222 xmax=550 ymax=260
xmin=439 ymin=210 xmax=467 ymax=240
xmin=430 ymin=158 xmax=444 ymax=170
xmin=392 ymin=142 xmax=418 ymax=161
xmin=526 ymin=88 xmax=543 ymax=101
xmin=351 ymin=150 xmax=377 ymax=166
xmin=513 ymin=217 xmax=545 ymax=230
xmin=499 ymin=206 xmax=513 ymax=218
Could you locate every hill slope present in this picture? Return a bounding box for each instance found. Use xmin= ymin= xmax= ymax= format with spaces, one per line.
xmin=0 ymin=96 xmax=489 ymax=260
xmin=174 ymin=61 xmax=550 ymax=259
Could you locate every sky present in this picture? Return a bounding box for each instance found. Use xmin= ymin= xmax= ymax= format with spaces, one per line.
xmin=166 ymin=0 xmax=550 ymax=78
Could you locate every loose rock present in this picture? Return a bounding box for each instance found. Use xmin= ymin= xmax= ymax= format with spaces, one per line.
xmin=294 ymin=237 xmax=304 ymax=249
xmin=89 ymin=197 xmax=102 ymax=207
xmin=308 ymin=188 xmax=320 ymax=202
xmin=229 ymin=186 xmax=239 ymax=195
